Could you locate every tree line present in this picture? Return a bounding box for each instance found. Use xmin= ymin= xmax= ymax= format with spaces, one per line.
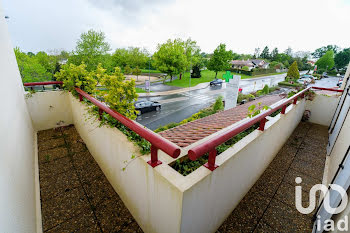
xmin=15 ymin=29 xmax=350 ymax=83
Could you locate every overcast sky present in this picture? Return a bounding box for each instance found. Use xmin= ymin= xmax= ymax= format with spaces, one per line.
xmin=2 ymin=0 xmax=350 ymax=55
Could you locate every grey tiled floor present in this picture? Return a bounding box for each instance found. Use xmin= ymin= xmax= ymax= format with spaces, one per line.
xmin=217 ymin=122 xmax=328 ymax=233
xmin=38 ymin=125 xmax=142 ymax=233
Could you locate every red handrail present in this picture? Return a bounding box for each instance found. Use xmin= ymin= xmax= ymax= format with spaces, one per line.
xmin=188 ymin=87 xmax=311 ymax=171
xmin=311 ymin=86 xmax=343 ymax=92
xmin=75 ymin=87 xmax=181 ymax=166
xmin=24 ymin=81 xmax=63 ymax=86
xmin=23 ymin=81 xmax=180 ymax=167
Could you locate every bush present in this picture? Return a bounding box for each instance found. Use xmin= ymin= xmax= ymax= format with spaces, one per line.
xmin=278 ymin=81 xmax=302 ymax=87
xmin=213 ymin=95 xmax=224 ymax=112
xmin=55 ymin=63 xmax=97 ymax=94
xmin=100 ymin=67 xmax=138 ymax=120
xmin=191 ymin=65 xmax=201 ymax=78
xmin=287 ymin=61 xmax=300 ymax=79
xmin=242 ymin=66 xmax=250 ymax=71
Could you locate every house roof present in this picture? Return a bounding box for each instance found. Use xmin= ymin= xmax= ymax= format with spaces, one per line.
xmin=230 ymin=60 xmax=254 ymax=67
xmin=159 ymin=95 xmax=283 ymax=147
xmin=251 ymin=59 xmax=265 ymax=66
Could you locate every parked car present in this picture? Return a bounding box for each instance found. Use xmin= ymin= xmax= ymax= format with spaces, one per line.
xmin=210 ymin=79 xmax=223 ymax=86
xmin=134 ymin=101 xmax=161 ymax=115
xmin=297 ymin=76 xmax=312 ymax=84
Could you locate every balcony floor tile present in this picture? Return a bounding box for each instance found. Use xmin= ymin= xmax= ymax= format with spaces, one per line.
xmin=38 ymin=125 xmax=142 ymax=233
xmin=217 ymin=122 xmax=328 ymax=233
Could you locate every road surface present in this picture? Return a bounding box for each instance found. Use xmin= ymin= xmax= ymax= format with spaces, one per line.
xmin=136 ymin=72 xmax=338 ymax=130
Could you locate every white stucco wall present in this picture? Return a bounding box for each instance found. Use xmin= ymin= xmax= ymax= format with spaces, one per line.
xmin=0 ymin=5 xmax=37 ymax=233
xmin=25 ymin=91 xmax=73 ymax=131
xmin=306 ymin=94 xmax=340 ymax=126
xmin=69 ymin=95 xmax=184 ymax=233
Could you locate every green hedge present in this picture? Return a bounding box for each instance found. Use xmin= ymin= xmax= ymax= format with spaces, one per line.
xmin=231 ymin=68 xmax=277 ymax=76
xmin=278 ymin=81 xmax=302 ymax=87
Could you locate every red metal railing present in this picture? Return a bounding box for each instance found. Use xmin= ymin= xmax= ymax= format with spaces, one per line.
xmin=23 ymin=81 xmax=181 ymax=167
xmin=311 ymin=86 xmax=344 ymax=93
xmin=23 ymin=81 xmax=63 ymax=86
xmin=188 ymin=87 xmax=311 ymax=171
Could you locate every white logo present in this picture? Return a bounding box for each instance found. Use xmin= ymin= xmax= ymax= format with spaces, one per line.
xmin=295 ymin=177 xmax=349 ymax=232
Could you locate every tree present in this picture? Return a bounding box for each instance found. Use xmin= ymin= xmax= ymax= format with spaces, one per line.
xmin=312 ymin=45 xmax=340 ymax=58
xmin=132 ymin=66 xmax=141 ymax=81
xmin=271 ymin=48 xmax=279 ymax=61
xmin=287 ymin=61 xmax=300 ymax=79
xmin=207 ymin=44 xmax=233 ymax=79
xmin=100 ymin=66 xmax=138 ymax=120
xmin=70 ymin=29 xmax=111 ymax=71
xmin=335 ymin=48 xmax=350 ymax=69
xmin=260 ymin=46 xmax=270 ymax=59
xmin=124 ymin=65 xmax=132 ymax=75
xmin=153 ymin=39 xmax=187 ymax=82
xmin=112 ymin=47 xmax=149 ymax=70
xmin=14 ymin=48 xmax=52 ymax=83
xmin=315 ymin=50 xmax=335 ymax=70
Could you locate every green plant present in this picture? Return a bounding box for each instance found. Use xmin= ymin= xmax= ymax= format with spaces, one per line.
xmin=242 ymin=66 xmax=250 ymax=71
xmin=132 ymin=66 xmax=142 ymax=81
xmin=100 ymin=66 xmax=138 ymax=120
xmin=247 ymin=103 xmax=270 ymax=118
xmin=287 ymin=61 xmax=300 ymax=79
xmin=124 ymin=65 xmax=132 ymax=75
xmin=170 ymin=124 xmax=259 ymax=176
xmin=213 ymin=95 xmax=224 ymax=112
xmin=55 ymin=63 xmax=97 ymax=94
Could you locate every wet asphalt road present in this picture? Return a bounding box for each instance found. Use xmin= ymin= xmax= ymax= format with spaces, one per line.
xmin=136 ymin=73 xmax=340 ymax=130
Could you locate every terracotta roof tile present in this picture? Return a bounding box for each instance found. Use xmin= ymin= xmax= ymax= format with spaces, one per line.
xmin=159 ymin=95 xmax=283 ymax=147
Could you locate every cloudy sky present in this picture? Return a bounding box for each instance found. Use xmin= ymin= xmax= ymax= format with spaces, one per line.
xmin=2 ymin=0 xmax=350 ymax=54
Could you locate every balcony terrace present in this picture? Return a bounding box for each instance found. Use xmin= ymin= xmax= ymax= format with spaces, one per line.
xmin=2 ymin=10 xmax=350 ymax=233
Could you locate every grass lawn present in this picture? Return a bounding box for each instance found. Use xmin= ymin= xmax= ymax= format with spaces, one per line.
xmin=135 ymin=87 xmax=150 ymax=93
xmin=166 ymin=70 xmax=286 ymax=88
xmin=141 ymin=69 xmax=162 ymax=74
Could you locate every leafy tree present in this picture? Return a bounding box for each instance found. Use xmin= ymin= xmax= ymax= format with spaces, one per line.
xmin=14 ymin=48 xmax=52 ymax=83
xmin=315 ymin=50 xmax=335 ymax=70
xmin=207 ymin=44 xmax=233 ymax=79
xmin=124 ymin=65 xmax=132 ymax=75
xmin=132 ymin=66 xmax=141 ymax=81
xmin=153 ymin=39 xmax=187 ymax=82
xmin=112 ymin=47 xmax=149 ymax=70
xmin=35 ymin=51 xmax=58 ymax=75
xmin=335 ymin=48 xmax=350 ymax=69
xmin=270 ymin=61 xmax=283 ymax=69
xmin=312 ymin=45 xmax=340 ymax=58
xmin=287 ymin=61 xmax=300 ymax=79
xmin=100 ymin=67 xmax=138 ymax=119
xmin=260 ymin=46 xmax=270 ymax=59
xmin=271 ymin=48 xmax=279 ymax=61
xmin=54 ymin=63 xmax=97 ymax=94
xmin=70 ymin=29 xmax=111 ymax=71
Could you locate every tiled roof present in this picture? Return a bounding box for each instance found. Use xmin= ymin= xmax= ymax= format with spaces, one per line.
xmin=159 ymin=95 xmax=283 ymax=147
